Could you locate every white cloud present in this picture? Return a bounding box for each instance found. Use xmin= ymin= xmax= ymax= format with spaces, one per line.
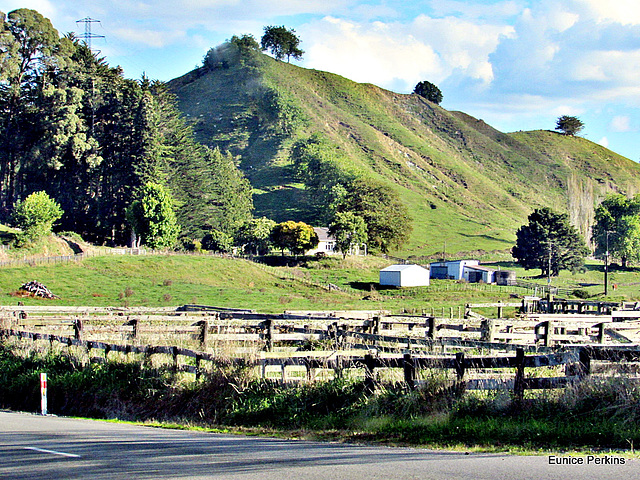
xmin=574 ymin=0 xmax=640 ymax=25
xmin=598 ymin=136 xmax=609 ymax=148
xmin=303 ymin=17 xmax=444 ymax=92
xmin=302 ymin=13 xmax=513 ymax=93
xmin=112 ymin=27 xmax=185 ymax=48
xmin=610 ymin=116 xmax=632 ymax=132
xmin=2 ymin=0 xmax=57 ymax=18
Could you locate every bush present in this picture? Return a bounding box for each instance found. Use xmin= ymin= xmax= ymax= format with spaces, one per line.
xmin=572 ymin=289 xmax=591 ymax=299
xmin=202 ymin=230 xmax=233 ymax=253
xmin=11 ymin=191 xmax=63 ymax=243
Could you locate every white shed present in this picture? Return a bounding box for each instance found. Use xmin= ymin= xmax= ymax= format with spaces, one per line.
xmin=379 ymin=264 xmax=430 ymax=287
xmin=429 ymin=260 xmax=479 ymax=280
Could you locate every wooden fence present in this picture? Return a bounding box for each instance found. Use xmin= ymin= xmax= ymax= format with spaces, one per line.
xmin=4 ymin=326 xmax=640 ymax=399
xmin=3 ymin=304 xmax=640 ymax=354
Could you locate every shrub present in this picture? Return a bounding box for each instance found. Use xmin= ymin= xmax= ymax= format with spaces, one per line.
xmin=11 ymin=191 xmax=63 ymax=243
xmin=202 ymin=230 xmax=233 ymax=253
xmin=572 ymin=289 xmax=591 ymax=299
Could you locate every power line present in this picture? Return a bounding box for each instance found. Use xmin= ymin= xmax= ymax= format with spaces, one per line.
xmin=76 ymin=17 xmax=105 ymax=52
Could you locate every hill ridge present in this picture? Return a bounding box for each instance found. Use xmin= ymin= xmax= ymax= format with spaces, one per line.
xmin=168 ymin=50 xmax=640 ymax=257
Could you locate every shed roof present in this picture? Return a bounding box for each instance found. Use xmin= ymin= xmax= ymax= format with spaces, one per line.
xmin=465 ymin=265 xmax=496 ymax=273
xmin=380 ymin=264 xmax=429 ymax=272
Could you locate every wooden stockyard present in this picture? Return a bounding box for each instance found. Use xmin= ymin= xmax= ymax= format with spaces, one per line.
xmin=3 ymin=300 xmax=640 ymax=398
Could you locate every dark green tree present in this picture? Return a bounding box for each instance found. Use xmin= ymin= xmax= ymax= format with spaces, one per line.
xmin=126 ymin=182 xmax=180 ymax=249
xmin=202 ymin=229 xmax=233 ymax=253
xmin=271 ymin=220 xmax=318 ymax=256
xmin=413 ymin=80 xmax=443 ymax=104
xmin=290 ymin=134 xmax=352 ymax=223
xmin=328 ymin=211 xmax=367 ymax=258
xmin=204 ymin=34 xmax=260 ymax=70
xmin=0 ymin=8 xmax=69 ymax=216
xmin=337 ymin=178 xmax=412 ymax=253
xmin=512 ymin=207 xmax=589 ymax=276
xmin=235 ymin=217 xmax=276 ymax=255
xmin=260 ymin=25 xmax=304 ymax=62
xmin=555 ymin=115 xmax=584 ymax=136
xmin=592 ymin=193 xmax=640 ymax=268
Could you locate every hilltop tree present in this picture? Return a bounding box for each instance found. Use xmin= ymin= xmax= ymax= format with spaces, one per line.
xmin=413 ymin=81 xmax=443 ymax=105
xmin=271 ymin=221 xmax=318 ymax=256
xmin=260 ymin=25 xmax=304 ymax=62
xmin=592 ymin=193 xmax=640 ymax=268
xmin=556 ymin=115 xmax=584 ymax=136
xmin=512 ymin=207 xmax=589 ymax=277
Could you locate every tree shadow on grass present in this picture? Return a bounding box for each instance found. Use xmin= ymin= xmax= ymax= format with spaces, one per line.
xmin=349 ymin=281 xmax=397 ymax=292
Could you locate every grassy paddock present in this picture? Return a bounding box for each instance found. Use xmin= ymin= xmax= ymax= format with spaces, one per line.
xmin=2 ymin=339 xmax=639 ymax=452
xmin=0 ymin=254 xmax=541 ymax=311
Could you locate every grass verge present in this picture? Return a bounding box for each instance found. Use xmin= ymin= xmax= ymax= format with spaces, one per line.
xmin=2 ymin=340 xmax=640 ymax=454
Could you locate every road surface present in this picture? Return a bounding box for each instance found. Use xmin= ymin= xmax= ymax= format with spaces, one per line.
xmin=0 ymin=411 xmax=634 ymax=479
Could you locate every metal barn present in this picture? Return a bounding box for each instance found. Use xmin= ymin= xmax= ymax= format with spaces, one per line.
xmin=379 ymin=264 xmax=430 ymax=287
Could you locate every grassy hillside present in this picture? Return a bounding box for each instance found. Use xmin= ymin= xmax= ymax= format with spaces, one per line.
xmin=169 ymin=51 xmax=640 ymax=257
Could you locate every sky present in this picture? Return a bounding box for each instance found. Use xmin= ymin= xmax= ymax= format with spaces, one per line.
xmin=4 ymin=0 xmax=640 ymax=161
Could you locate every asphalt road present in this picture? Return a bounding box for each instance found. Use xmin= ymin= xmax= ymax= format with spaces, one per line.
xmin=0 ymin=411 xmax=635 ymax=480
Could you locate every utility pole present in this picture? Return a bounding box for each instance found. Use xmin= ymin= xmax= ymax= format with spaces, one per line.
xmin=604 ymin=230 xmax=615 ymax=296
xmin=76 ymin=17 xmax=105 ymax=52
xmin=75 ymin=18 xmax=105 ymax=134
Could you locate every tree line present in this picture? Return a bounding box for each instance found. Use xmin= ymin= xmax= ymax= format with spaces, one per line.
xmin=512 ymin=193 xmax=640 ymax=279
xmin=0 ymin=9 xmax=253 ymax=247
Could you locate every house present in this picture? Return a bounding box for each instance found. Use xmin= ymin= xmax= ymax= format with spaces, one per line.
xmin=380 ymin=264 xmax=430 ymax=287
xmin=429 ymin=260 xmax=479 ymax=280
xmin=307 ymin=227 xmax=367 ymax=256
xmin=307 ymin=227 xmax=337 ymax=256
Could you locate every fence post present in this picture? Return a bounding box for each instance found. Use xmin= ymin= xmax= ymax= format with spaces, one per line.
xmin=481 ymin=319 xmax=496 ymax=342
xmin=427 ymin=317 xmax=439 ymax=340
xmin=199 ymin=320 xmax=209 ymax=350
xmin=73 ymin=318 xmax=83 ymax=341
xmin=403 ymin=353 xmax=416 ymax=390
xmin=454 ymin=352 xmax=466 ymax=394
xmin=371 ymin=316 xmax=380 ymax=335
xmin=597 ymin=323 xmax=606 ymax=344
xmin=578 ymin=347 xmax=591 ymax=379
xmin=195 ymin=354 xmax=202 ymax=381
xmin=513 ymin=348 xmax=525 ymax=402
xmin=264 ymin=319 xmax=273 ymax=352
xmin=364 ymin=354 xmax=376 ymax=393
xmin=172 ymin=346 xmax=179 ymax=374
xmin=544 ymin=320 xmax=554 ymax=347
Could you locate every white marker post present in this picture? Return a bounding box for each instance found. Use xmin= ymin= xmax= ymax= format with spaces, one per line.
xmin=40 ymin=373 xmax=47 ymax=416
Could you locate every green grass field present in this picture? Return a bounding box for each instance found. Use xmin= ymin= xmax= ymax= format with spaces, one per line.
xmin=1 ymin=253 xmax=638 ymax=311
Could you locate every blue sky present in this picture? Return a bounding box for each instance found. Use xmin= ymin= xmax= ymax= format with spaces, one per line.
xmin=5 ymin=0 xmax=640 ymax=161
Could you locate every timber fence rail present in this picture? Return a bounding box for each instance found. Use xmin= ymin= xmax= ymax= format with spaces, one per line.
xmin=4 ymin=326 xmax=640 ymax=400
xmin=3 ymin=304 xmax=640 ymax=354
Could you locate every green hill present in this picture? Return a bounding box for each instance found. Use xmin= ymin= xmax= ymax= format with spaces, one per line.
xmin=168 ymin=48 xmax=640 ymax=257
